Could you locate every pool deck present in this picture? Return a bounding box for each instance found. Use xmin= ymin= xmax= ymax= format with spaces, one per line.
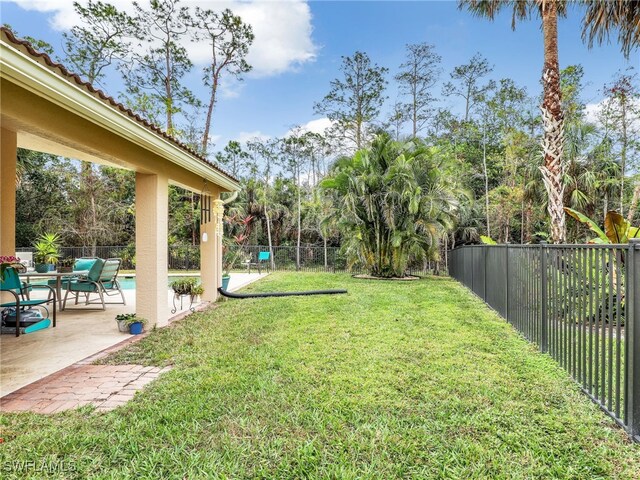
xmin=0 ymin=272 xmax=267 ymax=397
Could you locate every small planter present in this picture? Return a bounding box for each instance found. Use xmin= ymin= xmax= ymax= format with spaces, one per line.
xmin=35 ymin=263 xmax=49 ymax=273
xmin=116 ymin=319 xmax=129 ymax=333
xmin=170 ymin=278 xmax=202 ymax=313
xmin=129 ymin=322 xmax=144 ymax=335
xmin=115 ymin=313 xmax=146 ymax=334
xmin=221 ymin=275 xmax=231 ymax=290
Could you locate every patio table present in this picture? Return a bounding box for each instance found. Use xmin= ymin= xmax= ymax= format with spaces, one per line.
xmin=20 ymin=271 xmax=89 ymax=311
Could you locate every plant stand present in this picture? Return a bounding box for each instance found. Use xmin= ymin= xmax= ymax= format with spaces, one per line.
xmin=171 ymin=292 xmax=196 ymax=314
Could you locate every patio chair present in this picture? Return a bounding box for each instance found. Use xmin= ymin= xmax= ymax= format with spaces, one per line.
xmin=246 ymin=251 xmax=271 ymax=274
xmin=62 ymin=258 xmax=126 ymax=310
xmin=1 ymin=266 xmax=56 ymax=337
xmin=47 ymin=257 xmax=98 ymax=289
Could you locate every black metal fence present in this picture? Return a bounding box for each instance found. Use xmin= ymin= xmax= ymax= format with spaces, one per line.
xmin=17 ymin=245 xmax=443 ymax=275
xmin=450 ymin=241 xmax=640 ymax=441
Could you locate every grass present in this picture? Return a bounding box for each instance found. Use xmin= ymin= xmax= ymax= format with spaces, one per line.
xmin=1 ymin=272 xmax=639 ymax=479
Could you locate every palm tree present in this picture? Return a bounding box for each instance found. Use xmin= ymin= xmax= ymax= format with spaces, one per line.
xmin=582 ymin=0 xmax=640 ymax=59
xmin=321 ymin=134 xmax=462 ymax=277
xmin=460 ymin=0 xmax=567 ymax=243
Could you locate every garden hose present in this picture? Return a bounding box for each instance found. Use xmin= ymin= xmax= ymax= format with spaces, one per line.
xmin=217 ymin=288 xmax=347 ymax=299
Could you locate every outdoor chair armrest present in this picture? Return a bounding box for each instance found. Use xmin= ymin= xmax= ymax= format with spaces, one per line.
xmin=28 ymin=283 xmax=57 ymax=300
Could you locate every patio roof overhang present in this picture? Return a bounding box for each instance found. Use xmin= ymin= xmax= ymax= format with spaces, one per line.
xmin=0 ymin=27 xmax=235 ymax=327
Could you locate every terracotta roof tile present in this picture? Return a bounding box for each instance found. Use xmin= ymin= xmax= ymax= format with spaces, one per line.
xmin=0 ymin=26 xmax=239 ymax=185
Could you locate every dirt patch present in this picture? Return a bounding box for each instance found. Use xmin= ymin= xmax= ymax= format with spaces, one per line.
xmin=352 ymin=274 xmax=421 ymax=281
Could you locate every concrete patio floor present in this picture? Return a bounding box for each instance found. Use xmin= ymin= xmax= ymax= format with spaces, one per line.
xmin=0 ymin=272 xmax=267 ymax=396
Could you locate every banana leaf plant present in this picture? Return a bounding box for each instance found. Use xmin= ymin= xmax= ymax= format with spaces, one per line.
xmin=564 ymin=208 xmax=640 ymax=244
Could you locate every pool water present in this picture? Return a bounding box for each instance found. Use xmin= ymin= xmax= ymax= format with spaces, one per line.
xmin=118 ymin=276 xmax=193 ymax=290
xmin=27 ymin=275 xmax=193 ymax=290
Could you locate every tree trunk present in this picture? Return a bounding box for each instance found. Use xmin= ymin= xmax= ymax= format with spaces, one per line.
xmin=444 ymin=234 xmax=448 ymax=273
xmin=165 ymin=42 xmax=173 ymax=132
xmin=296 ymin=164 xmax=301 ymax=271
xmin=202 ymin=74 xmax=218 ymax=154
xmin=464 ymin=84 xmax=471 ymax=122
xmin=524 ymin=200 xmax=533 ymax=244
xmin=264 ymin=207 xmax=275 ymax=269
xmin=191 ymin=193 xmax=197 ymax=246
xmin=539 ymin=1 xmax=566 ymax=244
xmin=412 ymin=65 xmax=418 ymax=138
xmin=628 ymin=182 xmax=640 ymax=222
xmin=482 ymin=118 xmax=490 ymax=238
xmin=323 ymin=236 xmax=328 ymax=271
xmin=90 ymin=190 xmax=98 ymax=257
xmin=620 ymin=100 xmax=627 ymax=215
xmin=520 ymin=199 xmax=525 ymax=244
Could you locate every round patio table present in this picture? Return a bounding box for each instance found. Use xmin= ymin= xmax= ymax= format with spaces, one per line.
xmin=20 ymin=271 xmax=89 ymax=311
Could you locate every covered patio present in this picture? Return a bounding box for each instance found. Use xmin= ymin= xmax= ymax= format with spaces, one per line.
xmin=0 ymin=28 xmax=240 ymax=392
xmin=0 ymin=272 xmax=266 ymax=397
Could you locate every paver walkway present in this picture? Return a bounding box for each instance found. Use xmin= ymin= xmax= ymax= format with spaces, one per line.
xmin=0 ymin=364 xmax=171 ymax=413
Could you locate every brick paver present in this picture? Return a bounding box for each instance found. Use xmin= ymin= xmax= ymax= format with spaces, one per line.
xmin=0 ymin=364 xmax=172 ymax=413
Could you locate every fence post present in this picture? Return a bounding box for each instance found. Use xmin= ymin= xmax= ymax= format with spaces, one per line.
xmin=540 ymin=241 xmax=548 ymax=353
xmin=483 ymin=245 xmax=488 ymax=301
xmin=505 ymin=243 xmax=509 ymax=322
xmin=627 ymin=239 xmax=640 ymax=440
xmin=470 ymin=248 xmax=475 ymax=293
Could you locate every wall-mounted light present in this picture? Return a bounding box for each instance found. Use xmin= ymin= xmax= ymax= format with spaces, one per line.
xmin=202 ymin=232 xmax=208 ymax=243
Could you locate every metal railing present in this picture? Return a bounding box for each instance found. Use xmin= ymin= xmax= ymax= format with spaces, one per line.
xmin=17 ymin=245 xmax=443 ymax=275
xmin=450 ymin=240 xmax=640 ymax=441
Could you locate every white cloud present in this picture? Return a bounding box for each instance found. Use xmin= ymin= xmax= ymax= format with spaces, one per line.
xmin=585 ymin=98 xmax=640 ymax=130
xmin=207 ymin=133 xmax=222 ymax=145
xmin=284 ymin=117 xmax=334 ymax=137
xmin=235 ymin=131 xmax=271 ymax=144
xmin=298 ymin=117 xmax=334 ymax=135
xmin=584 ymin=101 xmax=602 ymax=126
xmin=8 ymin=0 xmax=318 ymax=77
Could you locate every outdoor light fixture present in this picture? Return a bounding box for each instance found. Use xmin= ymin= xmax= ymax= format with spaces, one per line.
xmin=202 ymin=232 xmax=208 ymax=242
xmin=200 ymin=180 xmax=212 ymax=225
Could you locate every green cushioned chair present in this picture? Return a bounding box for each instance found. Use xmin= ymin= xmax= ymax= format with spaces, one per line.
xmin=62 ymin=258 xmax=126 ymax=310
xmin=47 ymin=257 xmax=98 ymax=289
xmin=1 ymin=266 xmax=56 ymax=337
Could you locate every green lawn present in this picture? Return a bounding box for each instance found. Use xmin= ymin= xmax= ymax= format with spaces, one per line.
xmin=1 ymin=273 xmax=639 ymax=479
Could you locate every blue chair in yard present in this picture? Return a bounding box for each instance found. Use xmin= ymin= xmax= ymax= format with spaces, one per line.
xmin=1 ymin=266 xmax=56 ymax=337
xmin=247 ymin=251 xmax=271 ymax=274
xmin=62 ymin=258 xmax=126 ymax=310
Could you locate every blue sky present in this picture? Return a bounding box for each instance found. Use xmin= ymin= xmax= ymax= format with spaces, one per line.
xmin=1 ymin=0 xmax=637 ymax=152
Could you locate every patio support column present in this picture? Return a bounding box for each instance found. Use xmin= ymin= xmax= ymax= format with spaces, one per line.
xmin=214 ymin=198 xmax=224 ymax=298
xmin=135 ymin=172 xmax=169 ymax=327
xmin=0 ymin=128 xmax=17 ymax=297
xmin=200 ymin=198 xmax=221 ymax=302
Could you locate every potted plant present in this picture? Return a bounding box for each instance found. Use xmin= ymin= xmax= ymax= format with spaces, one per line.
xmin=221 ymin=214 xmax=254 ymax=290
xmin=58 ymin=257 xmax=74 ymax=273
xmin=170 ymin=278 xmax=203 ymax=313
xmin=115 ymin=313 xmax=135 ymax=332
xmin=128 ymin=317 xmax=147 ymax=335
xmin=114 ymin=313 xmax=147 ymax=334
xmin=0 ymin=255 xmax=22 ymax=280
xmin=170 ymin=277 xmax=198 ymax=296
xmin=33 ymin=233 xmax=61 ymax=273
xmin=191 ymin=284 xmax=204 ymax=300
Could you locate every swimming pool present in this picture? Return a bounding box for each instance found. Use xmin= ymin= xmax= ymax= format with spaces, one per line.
xmin=118 ymin=276 xmax=197 ymax=290
xmin=27 ymin=275 xmax=197 ymax=290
